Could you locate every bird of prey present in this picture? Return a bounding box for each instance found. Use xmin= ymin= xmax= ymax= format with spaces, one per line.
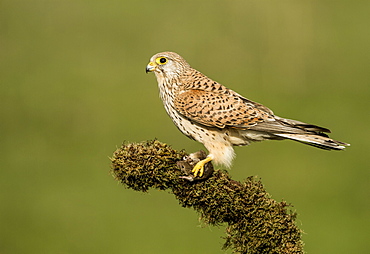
xmin=146 ymin=51 xmax=349 ymax=177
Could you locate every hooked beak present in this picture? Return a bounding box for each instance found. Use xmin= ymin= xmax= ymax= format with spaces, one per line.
xmin=146 ymin=61 xmax=157 ymax=73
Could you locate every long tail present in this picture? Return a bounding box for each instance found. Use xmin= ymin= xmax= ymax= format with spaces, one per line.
xmin=274 ymin=133 xmax=350 ymax=150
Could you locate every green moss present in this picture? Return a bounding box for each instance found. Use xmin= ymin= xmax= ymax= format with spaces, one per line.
xmin=111 ymin=140 xmax=304 ymax=254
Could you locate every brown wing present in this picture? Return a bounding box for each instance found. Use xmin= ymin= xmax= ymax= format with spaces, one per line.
xmin=173 ymin=89 xmax=273 ymax=129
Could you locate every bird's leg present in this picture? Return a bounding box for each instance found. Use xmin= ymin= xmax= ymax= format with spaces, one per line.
xmin=191 ymin=155 xmax=213 ymax=177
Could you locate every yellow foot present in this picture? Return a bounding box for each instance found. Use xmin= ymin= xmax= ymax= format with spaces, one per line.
xmin=192 ymin=156 xmax=213 ymax=177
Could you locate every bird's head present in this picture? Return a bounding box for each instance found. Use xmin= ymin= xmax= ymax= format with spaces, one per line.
xmin=146 ymin=52 xmax=190 ymax=80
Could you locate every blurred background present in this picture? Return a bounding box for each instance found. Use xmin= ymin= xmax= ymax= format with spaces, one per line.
xmin=1 ymin=1 xmax=369 ymax=253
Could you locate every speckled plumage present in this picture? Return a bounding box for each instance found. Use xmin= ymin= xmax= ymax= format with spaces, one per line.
xmin=146 ymin=52 xmax=349 ymax=174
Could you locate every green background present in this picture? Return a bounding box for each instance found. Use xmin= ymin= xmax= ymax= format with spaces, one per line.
xmin=1 ymin=1 xmax=369 ymax=253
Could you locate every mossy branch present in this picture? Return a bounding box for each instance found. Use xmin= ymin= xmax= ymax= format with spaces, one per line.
xmin=110 ymin=140 xmax=304 ymax=254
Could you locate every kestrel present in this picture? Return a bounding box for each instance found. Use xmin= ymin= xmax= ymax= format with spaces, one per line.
xmin=146 ymin=52 xmax=349 ymax=177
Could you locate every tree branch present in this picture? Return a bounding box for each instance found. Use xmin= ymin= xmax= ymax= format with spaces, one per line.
xmin=110 ymin=140 xmax=304 ymax=254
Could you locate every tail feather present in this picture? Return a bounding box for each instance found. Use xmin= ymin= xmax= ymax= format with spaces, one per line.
xmin=275 ymin=133 xmax=350 ymax=151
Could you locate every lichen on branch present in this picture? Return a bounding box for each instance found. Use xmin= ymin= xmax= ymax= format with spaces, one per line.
xmin=111 ymin=140 xmax=304 ymax=254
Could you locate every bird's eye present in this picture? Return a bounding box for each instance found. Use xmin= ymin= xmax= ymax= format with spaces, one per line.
xmin=156 ymin=57 xmax=168 ymax=65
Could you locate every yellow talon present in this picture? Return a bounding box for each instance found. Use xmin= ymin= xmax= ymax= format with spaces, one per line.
xmin=191 ymin=156 xmax=213 ymax=177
